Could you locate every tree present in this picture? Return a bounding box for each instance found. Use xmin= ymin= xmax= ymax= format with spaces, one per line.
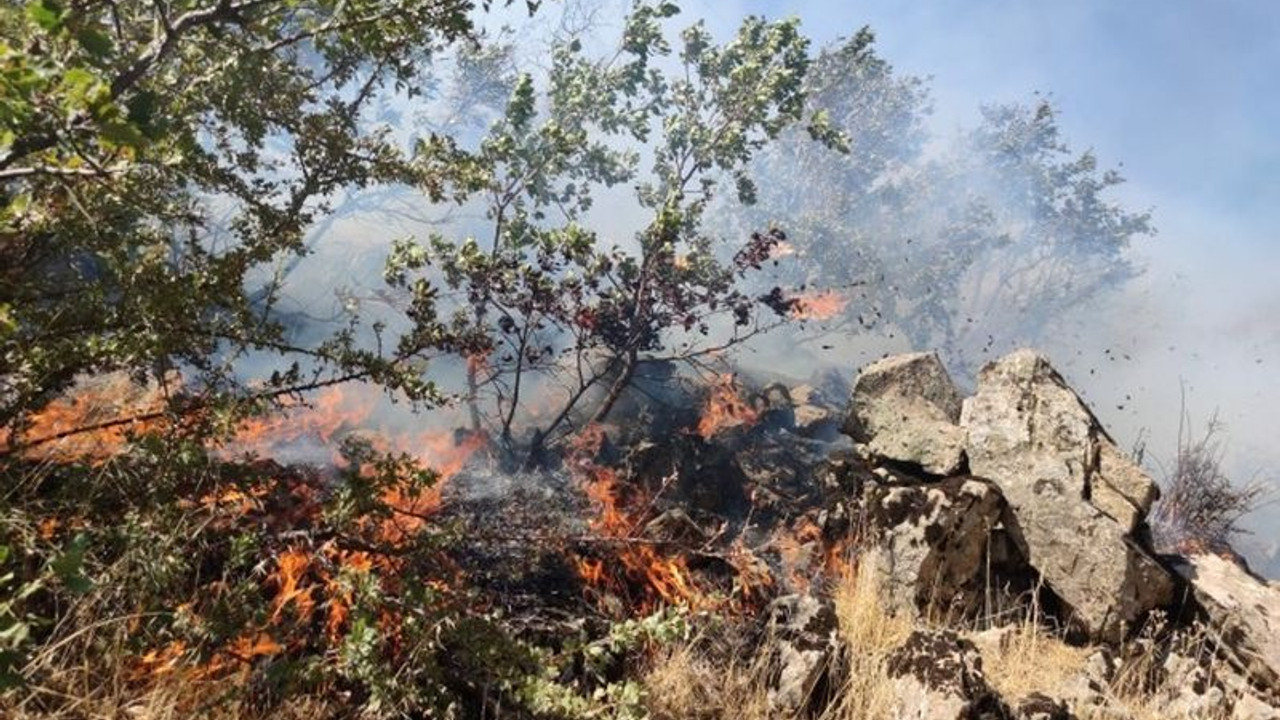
xmin=0 ymin=4 xmax=844 ymax=709
xmin=732 ymin=30 xmax=1154 ymax=377
xmin=386 ymin=3 xmax=842 ymax=459
xmin=0 ymin=1 xmax=514 ymax=706
xmin=0 ymin=0 xmax=505 ymax=449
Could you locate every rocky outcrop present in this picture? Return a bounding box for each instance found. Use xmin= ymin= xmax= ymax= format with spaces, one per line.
xmin=960 ymin=349 xmax=1173 ymax=641
xmin=845 ymin=351 xmax=968 ymax=475
xmin=865 ymin=476 xmax=1006 ymax=617
xmin=884 ymin=629 xmax=1006 ymax=719
xmin=1171 ymin=553 xmax=1280 ymax=695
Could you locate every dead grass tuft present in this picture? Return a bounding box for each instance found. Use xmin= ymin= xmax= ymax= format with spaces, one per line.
xmin=642 ymin=634 xmax=771 ymax=720
xmin=977 ymin=620 xmax=1089 ymax=703
xmin=819 ymin=558 xmax=912 ymax=720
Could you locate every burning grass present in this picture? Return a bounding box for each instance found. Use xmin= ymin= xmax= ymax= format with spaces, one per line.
xmin=637 ymin=558 xmax=912 ymax=720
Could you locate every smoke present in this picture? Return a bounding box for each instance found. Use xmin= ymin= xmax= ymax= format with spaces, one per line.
xmin=259 ymin=0 xmax=1280 ymax=575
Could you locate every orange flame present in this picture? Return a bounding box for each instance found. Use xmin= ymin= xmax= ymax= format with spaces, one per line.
xmin=229 ymin=385 xmax=378 ymax=462
xmin=566 ymin=426 xmax=712 ymax=613
xmin=270 ymin=548 xmax=315 ymax=622
xmin=695 ymin=374 xmax=759 ymax=438
xmin=0 ymin=374 xmax=172 ymax=463
xmin=790 ymin=290 xmax=847 ymax=320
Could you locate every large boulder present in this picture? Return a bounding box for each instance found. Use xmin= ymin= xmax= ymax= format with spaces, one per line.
xmin=885 ymin=628 xmax=1007 ymax=719
xmin=1170 ymin=553 xmax=1280 ymax=696
xmin=845 ymin=352 xmax=967 ymax=475
xmin=865 ymin=477 xmax=1006 ymax=618
xmin=960 ymin=349 xmax=1173 ymax=641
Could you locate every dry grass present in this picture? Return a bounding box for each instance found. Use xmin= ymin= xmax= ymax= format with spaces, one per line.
xmin=1 ymin=606 xmax=336 ymax=720
xmin=4 ymin=679 xmax=338 ymax=720
xmin=642 ymin=559 xmax=913 ymax=720
xmin=976 ymin=620 xmax=1089 ymax=703
xmin=819 ymin=559 xmax=912 ymax=720
xmin=977 ymin=610 xmax=1237 ymax=720
xmin=642 ymin=635 xmax=772 ymax=720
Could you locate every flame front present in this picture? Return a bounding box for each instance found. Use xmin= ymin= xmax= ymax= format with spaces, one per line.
xmin=0 ymin=374 xmax=172 ymax=463
xmin=567 ymin=426 xmax=708 ymax=612
xmin=696 ymin=374 xmax=760 ymax=438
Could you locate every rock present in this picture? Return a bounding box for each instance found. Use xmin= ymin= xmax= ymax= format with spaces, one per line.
xmin=1231 ymin=691 xmax=1280 ymax=720
xmin=967 ymin=624 xmax=1019 ymax=657
xmin=961 ymin=349 xmax=1173 ymax=641
xmin=845 ymin=352 xmax=967 ymax=475
xmin=1170 ymin=553 xmax=1280 ymax=695
xmin=1012 ymin=693 xmax=1074 ymax=720
xmin=1093 ymin=443 xmax=1160 ymax=531
xmin=1082 ymin=648 xmax=1116 ymax=685
xmin=765 ymin=594 xmax=839 ymax=716
xmin=866 ymin=477 xmax=1006 ymax=618
xmin=793 ymin=402 xmax=839 ymax=439
xmin=885 ymin=628 xmax=1006 ymax=719
xmin=790 ymin=383 xmax=829 ymax=408
xmin=1160 ymin=650 xmax=1229 ymax=719
xmin=1060 ymin=673 xmax=1113 ymax=718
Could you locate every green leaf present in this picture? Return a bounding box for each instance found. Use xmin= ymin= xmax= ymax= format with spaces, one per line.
xmin=0 ymin=622 xmax=29 ymax=646
xmin=51 ymin=534 xmax=92 ymax=595
xmin=99 ymin=119 xmax=146 ymax=149
xmin=60 ymin=67 xmax=98 ymax=107
xmin=126 ymin=90 xmax=160 ymax=133
xmin=76 ymin=27 xmax=113 ymax=59
xmin=25 ymin=0 xmax=64 ymax=32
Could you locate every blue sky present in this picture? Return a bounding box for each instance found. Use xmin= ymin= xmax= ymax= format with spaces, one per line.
xmin=720 ymin=1 xmax=1280 ymax=232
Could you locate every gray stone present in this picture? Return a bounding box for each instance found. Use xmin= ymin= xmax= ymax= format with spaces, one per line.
xmin=960 ymin=349 xmax=1173 ymax=641
xmin=845 ymin=352 xmax=967 ymax=475
xmin=1160 ymin=650 xmax=1229 ymax=719
xmin=866 ymin=477 xmax=1005 ymax=618
xmin=765 ymin=594 xmax=839 ymax=716
xmin=885 ymin=628 xmax=1005 ymax=719
xmin=1171 ymin=553 xmax=1280 ymax=696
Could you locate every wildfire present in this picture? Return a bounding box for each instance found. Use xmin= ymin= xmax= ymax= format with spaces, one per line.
xmin=228 ymin=385 xmax=378 ymax=463
xmin=0 ymin=373 xmax=172 ymax=464
xmin=270 ymin=548 xmax=315 ymax=622
xmin=567 ymin=425 xmax=710 ymax=612
xmin=376 ymin=430 xmax=488 ymax=546
xmin=695 ymin=374 xmax=760 ymax=438
xmin=789 ymin=289 xmax=847 ymax=320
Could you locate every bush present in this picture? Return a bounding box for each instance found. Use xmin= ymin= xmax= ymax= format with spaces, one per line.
xmin=1149 ymin=414 xmax=1270 ymax=555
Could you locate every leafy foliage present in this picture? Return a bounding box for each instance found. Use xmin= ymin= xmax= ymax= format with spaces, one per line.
xmin=388 ymin=6 xmax=841 ymax=457
xmin=0 ymin=0 xmax=486 ymax=441
xmin=0 ymin=2 xmax=841 ymax=715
